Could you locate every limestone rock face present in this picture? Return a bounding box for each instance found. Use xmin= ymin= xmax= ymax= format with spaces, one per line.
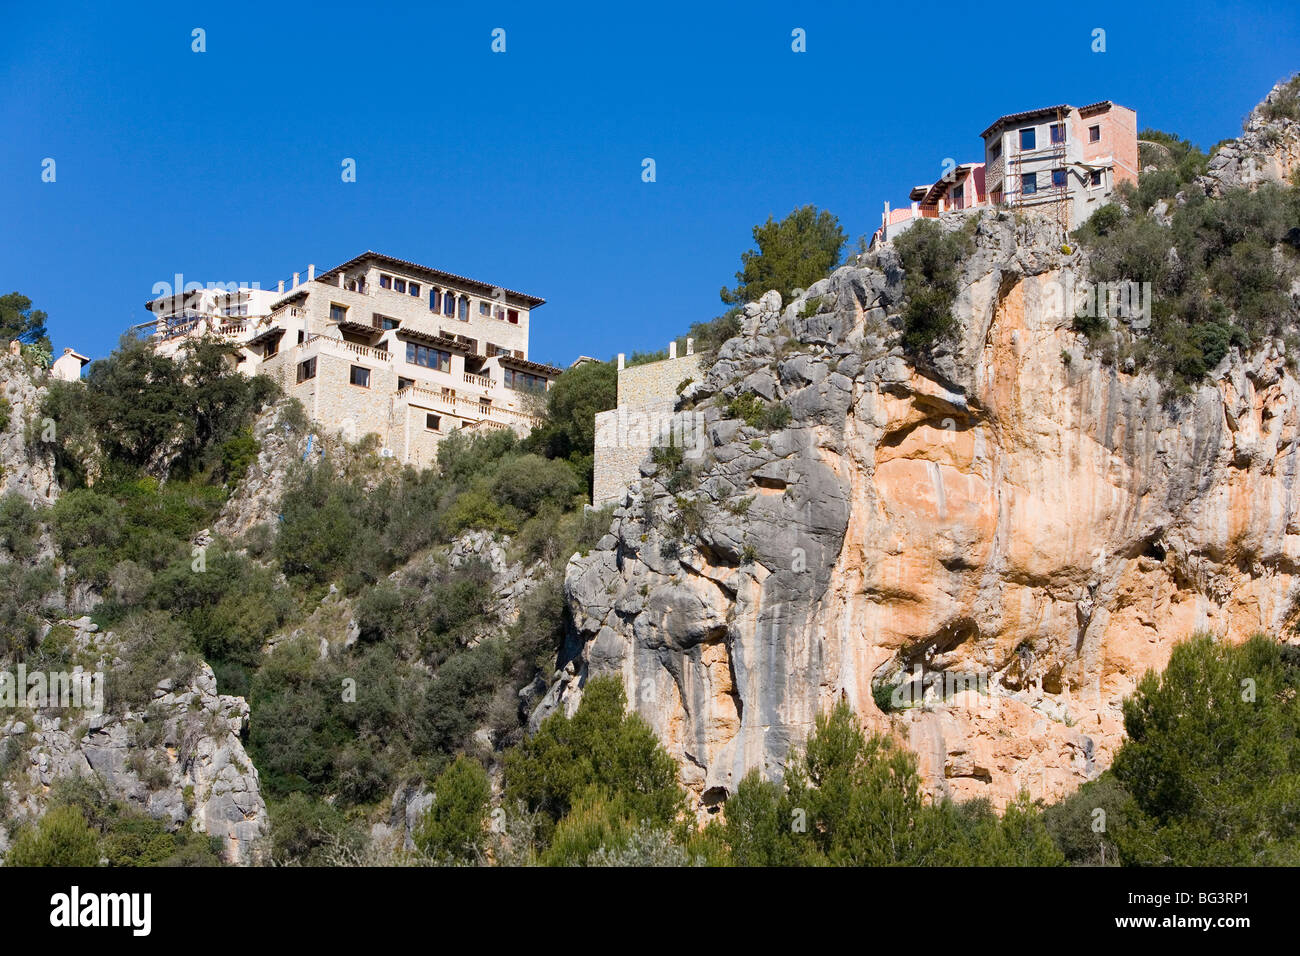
xmin=0 ymin=354 xmax=58 ymax=505
xmin=213 ymin=399 xmax=310 ymax=542
xmin=0 ymin=618 xmax=269 ymax=865
xmin=557 ymin=204 xmax=1300 ymax=811
xmin=1198 ymin=79 xmax=1300 ymax=196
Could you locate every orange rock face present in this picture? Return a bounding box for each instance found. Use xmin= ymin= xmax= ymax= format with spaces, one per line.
xmin=563 ymin=214 xmax=1300 ymax=814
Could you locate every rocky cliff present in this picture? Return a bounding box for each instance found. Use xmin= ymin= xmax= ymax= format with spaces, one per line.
xmin=0 ymin=359 xmax=270 ymax=865
xmin=555 ymin=88 xmax=1300 ymax=812
xmin=0 ymin=617 xmax=268 ymax=865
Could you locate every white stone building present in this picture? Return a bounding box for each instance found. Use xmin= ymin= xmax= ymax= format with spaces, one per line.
xmin=142 ymin=251 xmax=560 ymax=467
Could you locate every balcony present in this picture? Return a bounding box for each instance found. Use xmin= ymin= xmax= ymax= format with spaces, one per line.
xmin=303 ymin=333 xmax=392 ymax=363
xmin=464 ymin=371 xmax=493 ymax=388
xmin=394 ymin=383 xmax=541 ymax=431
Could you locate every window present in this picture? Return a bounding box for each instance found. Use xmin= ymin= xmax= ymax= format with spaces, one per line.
xmin=380 ymin=274 xmax=392 ymax=289
xmin=296 ymin=357 xmax=316 ymax=383
xmin=1089 ymin=169 xmax=1103 ymax=187
xmin=458 ymin=298 xmax=469 ymax=321
xmin=1052 ymin=168 xmax=1068 ymax=188
xmin=1088 ymin=124 xmax=1101 ymax=143
xmin=429 ymin=290 xmax=440 ymax=312
xmin=507 ymin=308 xmax=519 ymax=324
xmin=1050 ymin=123 xmax=1066 ymax=144
xmin=330 ymin=303 xmax=348 ymax=323
xmin=479 ymin=301 xmax=490 ymax=316
xmin=406 ymin=342 xmax=451 ymax=372
xmin=426 ymin=413 xmax=441 ymax=431
xmin=951 ymin=184 xmax=964 ymax=207
xmin=297 ymin=330 xmax=305 ymax=344
xmin=1019 ymin=127 xmax=1036 ymax=150
xmin=398 ymin=376 xmax=414 ymax=390
xmin=505 ymin=368 xmax=548 ymax=392
xmin=409 ymin=282 xmax=420 ymax=297
xmin=991 ymin=141 xmax=1002 ymax=161
xmin=349 ymin=365 xmax=370 ymax=388
xmin=1021 ymin=172 xmax=1037 ymax=195
xmin=264 ymin=341 xmax=278 ymax=359
xmin=443 ymin=294 xmax=455 ymax=317
xmin=394 ymin=278 xmax=407 ymax=294
xmin=374 ymin=313 xmax=399 ymax=330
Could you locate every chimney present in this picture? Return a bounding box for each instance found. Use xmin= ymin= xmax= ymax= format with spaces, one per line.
xmin=278 ymin=280 xmax=285 ymax=293
xmin=617 ymin=353 xmax=625 ymax=371
xmin=339 ymin=272 xmax=346 ymax=288
xmin=292 ymin=272 xmax=300 ymax=289
xmin=686 ymin=337 xmax=694 ymax=356
xmin=669 ymin=341 xmax=677 ymax=360
xmin=307 ymin=264 xmax=315 ymax=282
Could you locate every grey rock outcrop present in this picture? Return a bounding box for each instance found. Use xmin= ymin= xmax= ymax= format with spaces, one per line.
xmin=0 ymin=353 xmax=58 ymax=505
xmin=1199 ymin=78 xmax=1300 ymax=197
xmin=0 ymin=618 xmax=269 ymax=864
xmin=553 ymin=140 xmax=1300 ymax=812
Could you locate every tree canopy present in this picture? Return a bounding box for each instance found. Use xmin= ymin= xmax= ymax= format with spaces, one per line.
xmin=0 ymin=292 xmax=49 ymax=348
xmin=720 ymin=204 xmax=846 ymax=305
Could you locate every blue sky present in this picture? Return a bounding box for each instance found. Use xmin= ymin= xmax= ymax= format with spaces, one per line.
xmin=2 ymin=0 xmax=1297 ymax=367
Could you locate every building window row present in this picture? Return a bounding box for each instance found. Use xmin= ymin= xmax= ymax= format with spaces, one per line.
xmin=407 ymin=342 xmax=451 ymax=372
xmin=504 ymin=368 xmax=548 ymax=392
xmin=374 ymin=272 xmax=524 ymax=326
xmin=379 ymin=273 xmax=422 ymax=298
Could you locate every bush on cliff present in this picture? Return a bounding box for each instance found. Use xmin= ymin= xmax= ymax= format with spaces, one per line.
xmin=1106 ymin=633 xmax=1300 ymax=865
xmin=895 ymin=218 xmax=977 ymax=351
xmin=1072 ymin=162 xmax=1300 ymax=391
xmin=720 ymin=204 xmax=847 ymax=306
xmin=413 ymin=755 xmax=492 ymax=862
xmin=719 ymin=698 xmax=1063 ymax=866
xmin=504 ymin=676 xmax=686 ymax=847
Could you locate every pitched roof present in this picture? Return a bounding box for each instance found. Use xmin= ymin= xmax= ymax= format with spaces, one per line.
xmin=980 ymin=101 xmax=1128 ymax=139
xmin=497 ymin=353 xmax=563 ymax=377
xmin=315 ymin=251 xmax=546 ymax=308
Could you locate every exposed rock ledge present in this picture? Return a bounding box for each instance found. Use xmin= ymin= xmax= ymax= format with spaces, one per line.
xmin=550 ymin=204 xmax=1300 ymax=812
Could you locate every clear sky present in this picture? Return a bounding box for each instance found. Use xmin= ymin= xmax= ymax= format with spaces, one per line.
xmin=2 ymin=0 xmax=1297 ymax=367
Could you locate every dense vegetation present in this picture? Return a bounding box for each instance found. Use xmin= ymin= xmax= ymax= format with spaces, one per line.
xmin=9 ymin=128 xmax=1300 ymax=865
xmin=893 ymin=217 xmax=978 ymax=351
xmin=1072 ymin=127 xmax=1300 ymax=392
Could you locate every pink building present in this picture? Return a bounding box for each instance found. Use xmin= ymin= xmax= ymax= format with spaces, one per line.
xmin=872 ymin=99 xmax=1137 ymax=247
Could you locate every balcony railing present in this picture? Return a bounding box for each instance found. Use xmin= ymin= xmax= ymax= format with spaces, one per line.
xmin=303 ymin=333 xmax=392 ymax=362
xmin=464 ymin=371 xmax=493 ymax=388
xmin=394 ymin=383 xmax=542 ymax=430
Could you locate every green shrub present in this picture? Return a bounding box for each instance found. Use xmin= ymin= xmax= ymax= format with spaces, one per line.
xmin=1260 ymin=73 xmax=1300 ymax=123
xmin=268 ymin=792 xmax=364 ymax=865
xmin=0 ymin=492 xmax=43 ymax=561
xmin=1107 ymin=633 xmax=1300 ymax=864
xmin=4 ymin=806 xmax=100 ymax=866
xmin=726 ymin=392 xmax=766 ymax=427
xmin=895 ymin=219 xmax=976 ymax=351
xmin=414 ymin=755 xmax=492 ymax=862
xmin=219 ymin=426 xmax=259 ymax=484
xmin=504 ymin=676 xmax=686 ymax=846
xmin=107 ymin=610 xmax=201 ymax=710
